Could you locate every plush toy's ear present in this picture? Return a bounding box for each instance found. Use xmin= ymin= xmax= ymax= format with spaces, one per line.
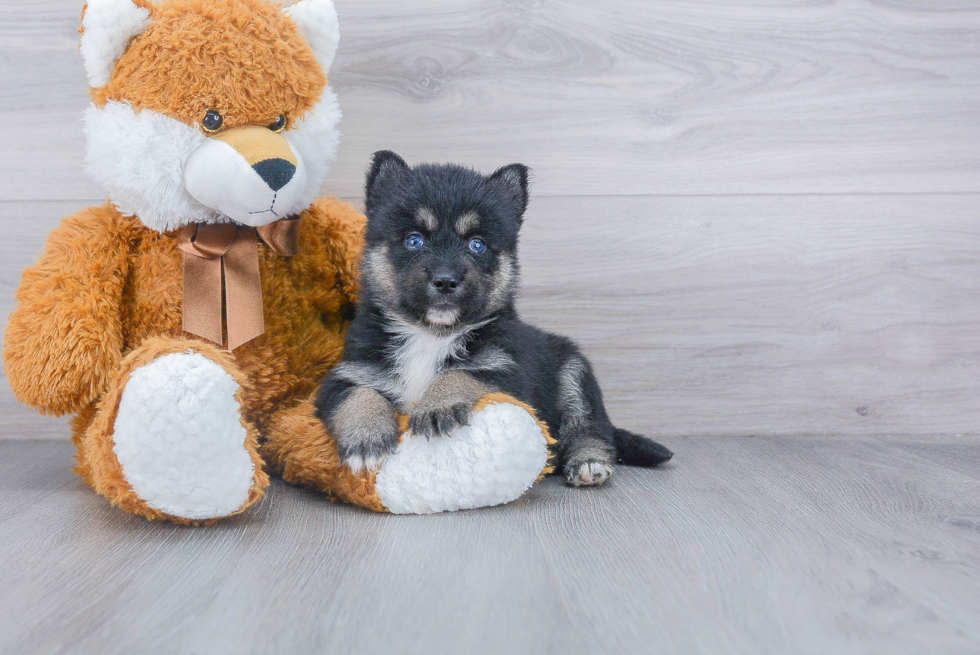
xmin=488 ymin=164 xmax=531 ymax=218
xmin=79 ymin=0 xmax=152 ymax=88
xmin=365 ymin=150 xmax=410 ymax=211
xmin=284 ymin=0 xmax=340 ymax=75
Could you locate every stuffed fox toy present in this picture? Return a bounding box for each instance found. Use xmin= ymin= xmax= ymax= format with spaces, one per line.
xmin=3 ymin=0 xmax=552 ymax=523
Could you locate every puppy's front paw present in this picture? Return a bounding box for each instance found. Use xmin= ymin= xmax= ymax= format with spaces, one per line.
xmin=329 ymin=388 xmax=400 ymax=474
xmin=409 ymin=371 xmax=490 ymax=438
xmin=409 ymin=401 xmax=472 ymax=439
xmin=564 ymin=460 xmax=614 ymax=487
xmin=337 ymin=424 xmax=400 ymax=474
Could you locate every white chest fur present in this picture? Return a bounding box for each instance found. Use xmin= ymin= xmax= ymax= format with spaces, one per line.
xmin=389 ymin=323 xmax=468 ymax=413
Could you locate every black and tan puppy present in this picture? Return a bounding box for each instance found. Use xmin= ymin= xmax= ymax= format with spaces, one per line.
xmin=314 ymin=151 xmax=672 ymax=485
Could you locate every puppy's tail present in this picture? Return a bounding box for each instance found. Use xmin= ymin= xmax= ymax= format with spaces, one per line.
xmin=613 ymin=428 xmax=673 ymax=467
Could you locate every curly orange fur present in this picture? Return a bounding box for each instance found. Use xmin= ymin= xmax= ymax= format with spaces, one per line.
xmin=4 ymin=204 xmax=132 ymax=415
xmin=4 ymin=198 xmax=367 ymax=519
xmin=92 ymin=0 xmax=326 ymax=130
xmin=3 ymin=0 xmax=369 ymax=522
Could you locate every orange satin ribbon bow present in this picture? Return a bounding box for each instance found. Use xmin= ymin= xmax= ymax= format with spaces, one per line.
xmin=178 ymin=217 xmax=301 ymax=351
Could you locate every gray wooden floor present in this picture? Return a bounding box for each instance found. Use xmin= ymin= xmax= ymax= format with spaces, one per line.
xmin=2 ymin=437 xmax=979 ymax=654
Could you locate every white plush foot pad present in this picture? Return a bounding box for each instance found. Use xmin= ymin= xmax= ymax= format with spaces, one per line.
xmin=113 ymin=352 xmax=255 ymax=520
xmin=374 ymin=401 xmax=550 ymax=514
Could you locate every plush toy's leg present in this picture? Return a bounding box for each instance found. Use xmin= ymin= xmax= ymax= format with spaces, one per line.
xmin=378 ymin=394 xmax=555 ymax=514
xmin=77 ymin=337 xmax=268 ymax=524
xmin=262 ymin=399 xmax=388 ymax=512
xmin=264 ymin=393 xmax=554 ymax=514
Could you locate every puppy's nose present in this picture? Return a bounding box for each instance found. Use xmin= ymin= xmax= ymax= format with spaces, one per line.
xmin=252 ymin=158 xmax=296 ymax=191
xmin=432 ymin=273 xmax=462 ymax=295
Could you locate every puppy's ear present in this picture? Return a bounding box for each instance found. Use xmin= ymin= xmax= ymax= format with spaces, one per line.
xmin=488 ymin=164 xmax=531 ymax=219
xmin=366 ymin=150 xmax=409 ymax=210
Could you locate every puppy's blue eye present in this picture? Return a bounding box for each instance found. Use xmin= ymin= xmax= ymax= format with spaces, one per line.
xmin=468 ymin=238 xmax=486 ymax=254
xmin=405 ymin=233 xmax=425 ymax=249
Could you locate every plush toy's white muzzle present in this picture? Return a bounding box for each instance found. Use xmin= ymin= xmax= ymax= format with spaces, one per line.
xmin=183 ymin=125 xmax=309 ymax=227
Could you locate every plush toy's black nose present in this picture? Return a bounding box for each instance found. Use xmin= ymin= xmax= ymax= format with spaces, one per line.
xmin=253 ymin=158 xmax=296 ymax=191
xmin=432 ymin=273 xmax=462 ymax=295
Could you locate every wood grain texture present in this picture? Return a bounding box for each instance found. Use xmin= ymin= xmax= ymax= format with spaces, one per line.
xmin=4 ymin=195 xmax=977 ymax=440
xmin=1 ymin=0 xmax=980 ymax=199
xmin=515 ymin=193 xmax=980 ymax=438
xmin=1 ymin=438 xmax=978 ymax=654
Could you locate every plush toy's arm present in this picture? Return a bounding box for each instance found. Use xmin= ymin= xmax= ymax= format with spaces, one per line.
xmin=3 ymin=204 xmax=129 ymax=415
xmin=301 ymin=197 xmax=366 ymax=308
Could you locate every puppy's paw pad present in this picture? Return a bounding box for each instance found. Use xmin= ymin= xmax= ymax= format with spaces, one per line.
xmin=565 ymin=461 xmax=614 ymax=487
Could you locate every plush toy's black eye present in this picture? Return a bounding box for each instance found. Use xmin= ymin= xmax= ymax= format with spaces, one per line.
xmin=202 ymin=109 xmax=224 ymax=133
xmin=268 ymin=114 xmax=286 ymax=133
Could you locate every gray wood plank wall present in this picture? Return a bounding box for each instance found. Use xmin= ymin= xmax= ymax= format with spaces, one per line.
xmin=1 ymin=0 xmax=978 ymax=439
